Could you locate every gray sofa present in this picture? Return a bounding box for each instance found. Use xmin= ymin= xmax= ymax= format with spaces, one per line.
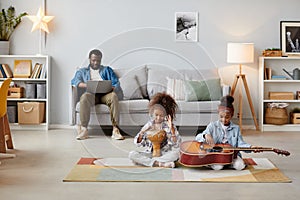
xmin=71 ymin=65 xmax=229 ymax=129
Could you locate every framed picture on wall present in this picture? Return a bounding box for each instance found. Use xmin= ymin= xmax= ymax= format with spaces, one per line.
xmin=175 ymin=12 xmax=198 ymax=42
xmin=280 ymin=21 xmax=300 ymax=55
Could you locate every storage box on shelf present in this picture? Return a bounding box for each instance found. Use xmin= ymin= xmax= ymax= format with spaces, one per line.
xmin=259 ymin=56 xmax=300 ymax=131
xmin=0 ymin=55 xmax=50 ymax=130
xmin=290 ymin=113 xmax=300 ymax=124
xmin=18 ymin=102 xmax=45 ymax=124
xmin=269 ymin=92 xmax=294 ymax=100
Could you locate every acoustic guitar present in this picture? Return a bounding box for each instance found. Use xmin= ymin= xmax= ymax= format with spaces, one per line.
xmin=179 ymin=140 xmax=290 ymax=167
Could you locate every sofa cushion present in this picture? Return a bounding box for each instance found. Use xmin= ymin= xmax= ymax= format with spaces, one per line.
xmin=147 ymin=66 xmax=220 ymax=99
xmin=114 ymin=66 xmax=148 ymax=100
xmin=184 ymin=78 xmax=222 ymax=101
xmin=176 ymin=100 xmax=220 ymax=113
xmin=166 ymin=77 xmax=185 ymax=100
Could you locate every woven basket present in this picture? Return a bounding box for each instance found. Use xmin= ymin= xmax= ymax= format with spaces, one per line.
xmin=265 ymin=107 xmax=288 ymax=125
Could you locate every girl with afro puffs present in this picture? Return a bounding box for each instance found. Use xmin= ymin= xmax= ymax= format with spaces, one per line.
xmin=128 ymin=92 xmax=182 ymax=168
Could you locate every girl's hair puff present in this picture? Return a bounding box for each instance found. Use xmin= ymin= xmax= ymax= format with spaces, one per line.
xmin=218 ymin=95 xmax=235 ymax=115
xmin=148 ymin=92 xmax=178 ymax=120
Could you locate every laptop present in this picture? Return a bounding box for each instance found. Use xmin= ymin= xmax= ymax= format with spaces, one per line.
xmin=86 ymin=80 xmax=112 ymax=94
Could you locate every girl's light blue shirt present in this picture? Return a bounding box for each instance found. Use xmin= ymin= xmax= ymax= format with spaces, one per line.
xmin=195 ymin=120 xmax=251 ymax=149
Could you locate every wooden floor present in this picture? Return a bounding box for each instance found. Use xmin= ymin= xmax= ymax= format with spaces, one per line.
xmin=0 ymin=128 xmax=299 ymax=200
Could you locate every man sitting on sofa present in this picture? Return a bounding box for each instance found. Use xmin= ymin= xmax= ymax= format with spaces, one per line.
xmin=71 ymin=49 xmax=125 ymax=140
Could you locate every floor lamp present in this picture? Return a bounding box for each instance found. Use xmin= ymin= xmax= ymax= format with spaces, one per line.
xmin=227 ymin=43 xmax=259 ymax=131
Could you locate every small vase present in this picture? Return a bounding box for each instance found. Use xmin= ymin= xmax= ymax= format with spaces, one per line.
xmin=0 ymin=41 xmax=10 ymax=55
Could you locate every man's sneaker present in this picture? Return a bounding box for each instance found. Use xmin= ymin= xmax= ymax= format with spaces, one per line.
xmin=111 ymin=128 xmax=125 ymax=140
xmin=76 ymin=125 xmax=82 ymax=134
xmin=76 ymin=127 xmax=88 ymax=140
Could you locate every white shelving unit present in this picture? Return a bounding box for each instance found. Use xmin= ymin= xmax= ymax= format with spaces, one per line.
xmin=0 ymin=55 xmax=50 ymax=130
xmin=259 ymin=56 xmax=300 ymax=131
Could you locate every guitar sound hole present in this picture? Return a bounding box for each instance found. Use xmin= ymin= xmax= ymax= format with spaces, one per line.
xmin=207 ymin=146 xmax=223 ymax=152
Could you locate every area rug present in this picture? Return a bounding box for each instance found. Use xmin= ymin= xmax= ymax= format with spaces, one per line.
xmin=63 ymin=157 xmax=291 ymax=183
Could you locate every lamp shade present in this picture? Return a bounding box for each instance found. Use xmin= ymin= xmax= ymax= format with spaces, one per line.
xmin=227 ymin=43 xmax=254 ymax=64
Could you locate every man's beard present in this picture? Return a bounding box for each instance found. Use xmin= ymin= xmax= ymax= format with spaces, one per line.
xmin=91 ymin=64 xmax=100 ymax=70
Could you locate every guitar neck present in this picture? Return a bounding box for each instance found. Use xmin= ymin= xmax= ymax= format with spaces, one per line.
xmin=223 ymin=146 xmax=290 ymax=156
xmin=225 ymin=147 xmax=273 ymax=152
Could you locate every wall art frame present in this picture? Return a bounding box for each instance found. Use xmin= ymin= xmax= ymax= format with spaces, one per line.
xmin=175 ymin=12 xmax=198 ymax=42
xmin=280 ymin=21 xmax=300 ymax=55
xmin=13 ymin=59 xmax=32 ymax=78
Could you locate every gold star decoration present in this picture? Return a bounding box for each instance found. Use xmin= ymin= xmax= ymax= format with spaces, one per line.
xmin=27 ymin=7 xmax=54 ymax=33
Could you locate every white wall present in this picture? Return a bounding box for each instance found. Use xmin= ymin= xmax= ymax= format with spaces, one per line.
xmin=2 ymin=0 xmax=300 ymax=126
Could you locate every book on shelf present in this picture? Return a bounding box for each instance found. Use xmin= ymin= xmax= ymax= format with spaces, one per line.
xmin=35 ymin=64 xmax=42 ymax=78
xmin=0 ymin=65 xmax=4 ymax=78
xmin=0 ymin=64 xmax=7 ymax=78
xmin=2 ymin=64 xmax=13 ymax=78
xmin=271 ymin=75 xmax=287 ymax=80
xmin=39 ymin=64 xmax=46 ymax=79
xmin=30 ymin=63 xmax=39 ymax=78
xmin=264 ymin=67 xmax=272 ymax=80
xmin=30 ymin=63 xmax=44 ymax=79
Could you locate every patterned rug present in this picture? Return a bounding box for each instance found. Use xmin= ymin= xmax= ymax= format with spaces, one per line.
xmin=63 ymin=157 xmax=291 ymax=182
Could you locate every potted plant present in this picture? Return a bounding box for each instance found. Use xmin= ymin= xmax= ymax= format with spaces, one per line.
xmin=0 ymin=6 xmax=27 ymax=54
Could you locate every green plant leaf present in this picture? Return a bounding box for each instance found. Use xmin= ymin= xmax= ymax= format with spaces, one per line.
xmin=0 ymin=6 xmax=27 ymax=41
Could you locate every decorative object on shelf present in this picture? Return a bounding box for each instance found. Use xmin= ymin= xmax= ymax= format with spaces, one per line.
xmin=0 ymin=41 xmax=9 ymax=55
xmin=290 ymin=107 xmax=300 ymax=124
xmin=175 ymin=12 xmax=198 ymax=42
xmin=265 ymin=102 xmax=289 ymax=125
xmin=37 ymin=83 xmax=46 ymax=99
xmin=282 ymin=68 xmax=300 ymax=80
xmin=297 ymin=91 xmax=300 ymax=100
xmin=262 ymin=48 xmax=282 ymax=57
xmin=280 ymin=21 xmax=300 ymax=56
xmin=25 ymin=82 xmax=36 ymax=98
xmin=7 ymin=87 xmax=24 ymax=98
xmin=13 ymin=60 xmax=32 ymax=78
xmin=227 ymin=42 xmax=259 ymax=131
xmin=27 ymin=7 xmax=54 ymax=55
xmin=0 ymin=6 xmax=27 ymax=54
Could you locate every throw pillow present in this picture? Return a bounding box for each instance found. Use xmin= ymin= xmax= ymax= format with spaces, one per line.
xmin=115 ymin=66 xmax=147 ymax=100
xmin=119 ymin=75 xmax=144 ymax=100
xmin=147 ymin=67 xmax=184 ymax=99
xmin=166 ymin=77 xmax=185 ymax=100
xmin=184 ymin=78 xmax=222 ymax=101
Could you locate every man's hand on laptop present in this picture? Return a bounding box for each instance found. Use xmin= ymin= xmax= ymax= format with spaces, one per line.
xmin=78 ymin=82 xmax=87 ymax=88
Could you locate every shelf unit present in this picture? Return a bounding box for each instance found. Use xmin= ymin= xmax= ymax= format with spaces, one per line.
xmin=0 ymin=55 xmax=50 ymax=130
xmin=259 ymin=56 xmax=300 ymax=131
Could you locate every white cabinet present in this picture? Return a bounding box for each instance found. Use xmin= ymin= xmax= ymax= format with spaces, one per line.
xmin=0 ymin=55 xmax=50 ymax=130
xmin=259 ymin=56 xmax=300 ymax=131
